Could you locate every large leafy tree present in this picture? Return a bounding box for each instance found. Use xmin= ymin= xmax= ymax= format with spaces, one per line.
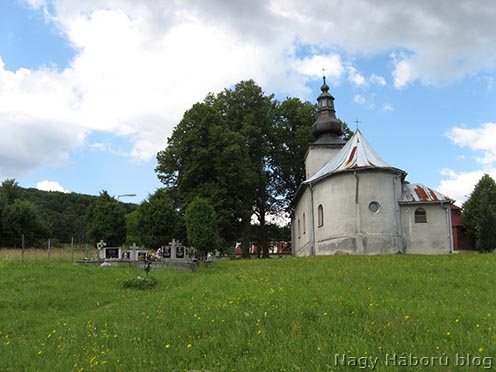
xmin=0 ymin=179 xmax=21 ymax=204
xmin=85 ymin=190 xmax=126 ymax=246
xmin=0 ymin=179 xmax=51 ymax=247
xmin=270 ymin=98 xmax=317 ymax=208
xmin=156 ymin=80 xmax=351 ymax=257
xmin=156 ymin=93 xmax=259 ymax=253
xmin=185 ymin=197 xmax=219 ymax=259
xmin=1 ymin=200 xmax=51 ymax=247
xmin=463 ymin=174 xmax=496 ymax=252
xmin=136 ymin=189 xmax=177 ymax=248
xmin=214 ymin=80 xmax=277 ymax=257
xmin=125 ymin=210 xmax=140 ymax=245
xmin=156 ymin=100 xmax=249 ymax=244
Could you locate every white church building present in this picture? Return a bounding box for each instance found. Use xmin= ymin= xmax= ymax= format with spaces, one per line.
xmin=291 ymin=77 xmax=454 ymax=256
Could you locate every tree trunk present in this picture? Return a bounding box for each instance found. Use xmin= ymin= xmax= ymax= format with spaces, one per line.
xmin=259 ymin=205 xmax=270 ymax=258
xmin=241 ymin=218 xmax=251 ymax=258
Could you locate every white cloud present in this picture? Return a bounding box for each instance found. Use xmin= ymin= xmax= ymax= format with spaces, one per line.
xmin=291 ymin=1 xmax=496 ymax=85
xmin=445 ymin=123 xmax=496 ymax=165
xmin=370 ymin=74 xmax=386 ymax=86
xmin=353 ymin=94 xmax=366 ymax=105
xmin=36 ymin=180 xmax=69 ymax=193
xmin=437 ymin=168 xmax=496 ymax=205
xmin=347 ymin=66 xmax=365 ymax=86
xmin=392 ymin=59 xmax=417 ymax=89
xmin=1 ymin=3 xmax=289 ymax=177
xmin=383 ymin=103 xmax=394 ymax=112
xmin=291 ymin=54 xmax=344 ymax=81
xmin=440 ymin=122 xmax=496 ymax=204
xmin=2 ymin=0 xmax=496 ymax=180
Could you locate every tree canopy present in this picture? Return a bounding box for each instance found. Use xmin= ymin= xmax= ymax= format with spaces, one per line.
xmin=185 ymin=197 xmax=219 ymax=258
xmin=0 ymin=179 xmax=51 ymax=247
xmin=136 ymin=189 xmax=177 ymax=248
xmin=462 ymin=174 xmax=496 ymax=252
xmin=156 ymin=80 xmax=351 ymax=255
xmin=85 ymin=190 xmax=127 ymax=247
xmin=0 ymin=80 xmax=354 ymax=252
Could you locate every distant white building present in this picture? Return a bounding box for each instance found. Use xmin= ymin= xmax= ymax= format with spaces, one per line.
xmin=292 ymin=77 xmax=454 ymax=256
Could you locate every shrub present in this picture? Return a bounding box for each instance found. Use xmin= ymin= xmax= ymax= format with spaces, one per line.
xmin=122 ymin=276 xmax=158 ymax=290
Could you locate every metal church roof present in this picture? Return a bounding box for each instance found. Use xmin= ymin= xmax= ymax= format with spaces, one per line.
xmin=400 ymin=183 xmax=453 ymax=204
xmin=305 ymin=129 xmax=405 ymax=184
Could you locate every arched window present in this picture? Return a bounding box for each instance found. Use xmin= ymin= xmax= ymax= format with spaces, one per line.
xmin=318 ymin=205 xmax=324 ymax=227
xmin=297 ymin=219 xmax=301 ymax=238
xmin=415 ymin=207 xmax=427 ymax=223
xmin=303 ymin=213 xmax=306 ymax=234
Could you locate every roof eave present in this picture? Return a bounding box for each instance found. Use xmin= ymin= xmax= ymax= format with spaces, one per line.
xmin=291 ymin=183 xmax=308 ymax=208
xmin=399 ymin=199 xmax=454 ymax=205
xmin=304 ymin=166 xmax=407 ymax=186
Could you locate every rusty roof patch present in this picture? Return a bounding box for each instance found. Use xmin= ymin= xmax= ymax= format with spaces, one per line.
xmin=305 ymin=129 xmax=406 ymax=184
xmin=401 ymin=183 xmax=452 ymax=203
xmin=345 ymin=146 xmax=358 ymax=167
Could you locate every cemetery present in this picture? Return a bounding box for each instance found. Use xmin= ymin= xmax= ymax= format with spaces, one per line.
xmin=78 ymin=239 xmax=199 ymax=272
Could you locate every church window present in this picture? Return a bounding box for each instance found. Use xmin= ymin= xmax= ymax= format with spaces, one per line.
xmin=303 ymin=213 xmax=306 ymax=234
xmin=298 ymin=219 xmax=301 ymax=238
xmin=318 ymin=205 xmax=324 ymax=227
xmin=415 ymin=208 xmax=427 ymax=223
xmin=368 ymin=201 xmax=380 ymax=213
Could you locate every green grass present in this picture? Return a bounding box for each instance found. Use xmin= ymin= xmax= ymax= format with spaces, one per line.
xmin=0 ymin=253 xmax=495 ymax=371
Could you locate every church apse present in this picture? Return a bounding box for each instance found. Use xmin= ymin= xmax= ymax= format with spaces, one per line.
xmin=292 ymin=77 xmax=454 ymax=256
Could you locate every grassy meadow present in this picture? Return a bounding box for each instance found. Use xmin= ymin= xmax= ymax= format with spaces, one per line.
xmin=0 ymin=251 xmax=495 ymax=371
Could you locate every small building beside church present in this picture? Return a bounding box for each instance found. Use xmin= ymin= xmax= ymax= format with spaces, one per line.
xmin=292 ymin=77 xmax=455 ymax=256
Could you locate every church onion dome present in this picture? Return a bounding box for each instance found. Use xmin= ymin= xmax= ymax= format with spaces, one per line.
xmin=304 ymin=129 xmax=406 ymax=184
xmin=311 ymin=76 xmax=345 ymax=144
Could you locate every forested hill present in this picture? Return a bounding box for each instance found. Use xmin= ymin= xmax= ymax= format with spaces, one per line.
xmin=16 ymin=187 xmax=137 ymax=245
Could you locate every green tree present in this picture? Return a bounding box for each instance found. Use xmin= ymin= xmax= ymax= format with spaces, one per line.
xmin=185 ymin=197 xmax=219 ymax=259
xmin=0 ymin=179 xmax=51 ymax=247
xmin=462 ymin=174 xmax=496 ymax=252
xmin=270 ymin=98 xmax=316 ymax=208
xmin=136 ymin=189 xmax=177 ymax=248
xmin=0 ymin=200 xmax=51 ymax=247
xmin=156 ymin=99 xmax=257 ymax=250
xmin=156 ymin=80 xmax=352 ymax=257
xmin=214 ymin=80 xmax=277 ymax=258
xmin=270 ymin=98 xmax=352 ymax=210
xmin=0 ymin=179 xmax=21 ymax=204
xmin=85 ymin=190 xmax=126 ymax=246
xmin=125 ymin=210 xmax=140 ymax=245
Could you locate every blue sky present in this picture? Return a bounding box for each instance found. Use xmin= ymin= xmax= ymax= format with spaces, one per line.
xmin=1 ymin=1 xmax=496 ymax=205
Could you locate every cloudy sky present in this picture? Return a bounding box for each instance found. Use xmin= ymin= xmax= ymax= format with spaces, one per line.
xmin=1 ymin=0 xmax=496 ymax=204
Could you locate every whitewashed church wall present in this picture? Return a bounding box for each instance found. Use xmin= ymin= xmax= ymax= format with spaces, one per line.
xmin=292 ymin=187 xmax=313 ymax=256
xmin=311 ymin=171 xmax=403 ymax=255
xmin=401 ymin=204 xmax=451 ymax=254
xmin=355 ymin=172 xmax=403 ymax=254
xmin=313 ymin=174 xmax=356 ymax=238
xmin=304 ymin=145 xmax=341 ymax=179
xmin=293 ymin=170 xmax=453 ymax=256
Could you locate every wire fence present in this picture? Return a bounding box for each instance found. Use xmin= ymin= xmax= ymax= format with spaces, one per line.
xmin=0 ymin=239 xmax=91 ymax=262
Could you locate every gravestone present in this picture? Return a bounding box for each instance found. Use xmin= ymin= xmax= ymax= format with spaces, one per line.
xmin=128 ymin=243 xmax=148 ymax=261
xmin=162 ymin=239 xmax=189 ymax=260
xmin=104 ymin=247 xmax=120 ymax=259
xmin=176 ymin=245 xmax=185 ymax=258
xmin=96 ymin=240 xmax=122 ymax=260
xmin=162 ymin=245 xmax=171 ymax=258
